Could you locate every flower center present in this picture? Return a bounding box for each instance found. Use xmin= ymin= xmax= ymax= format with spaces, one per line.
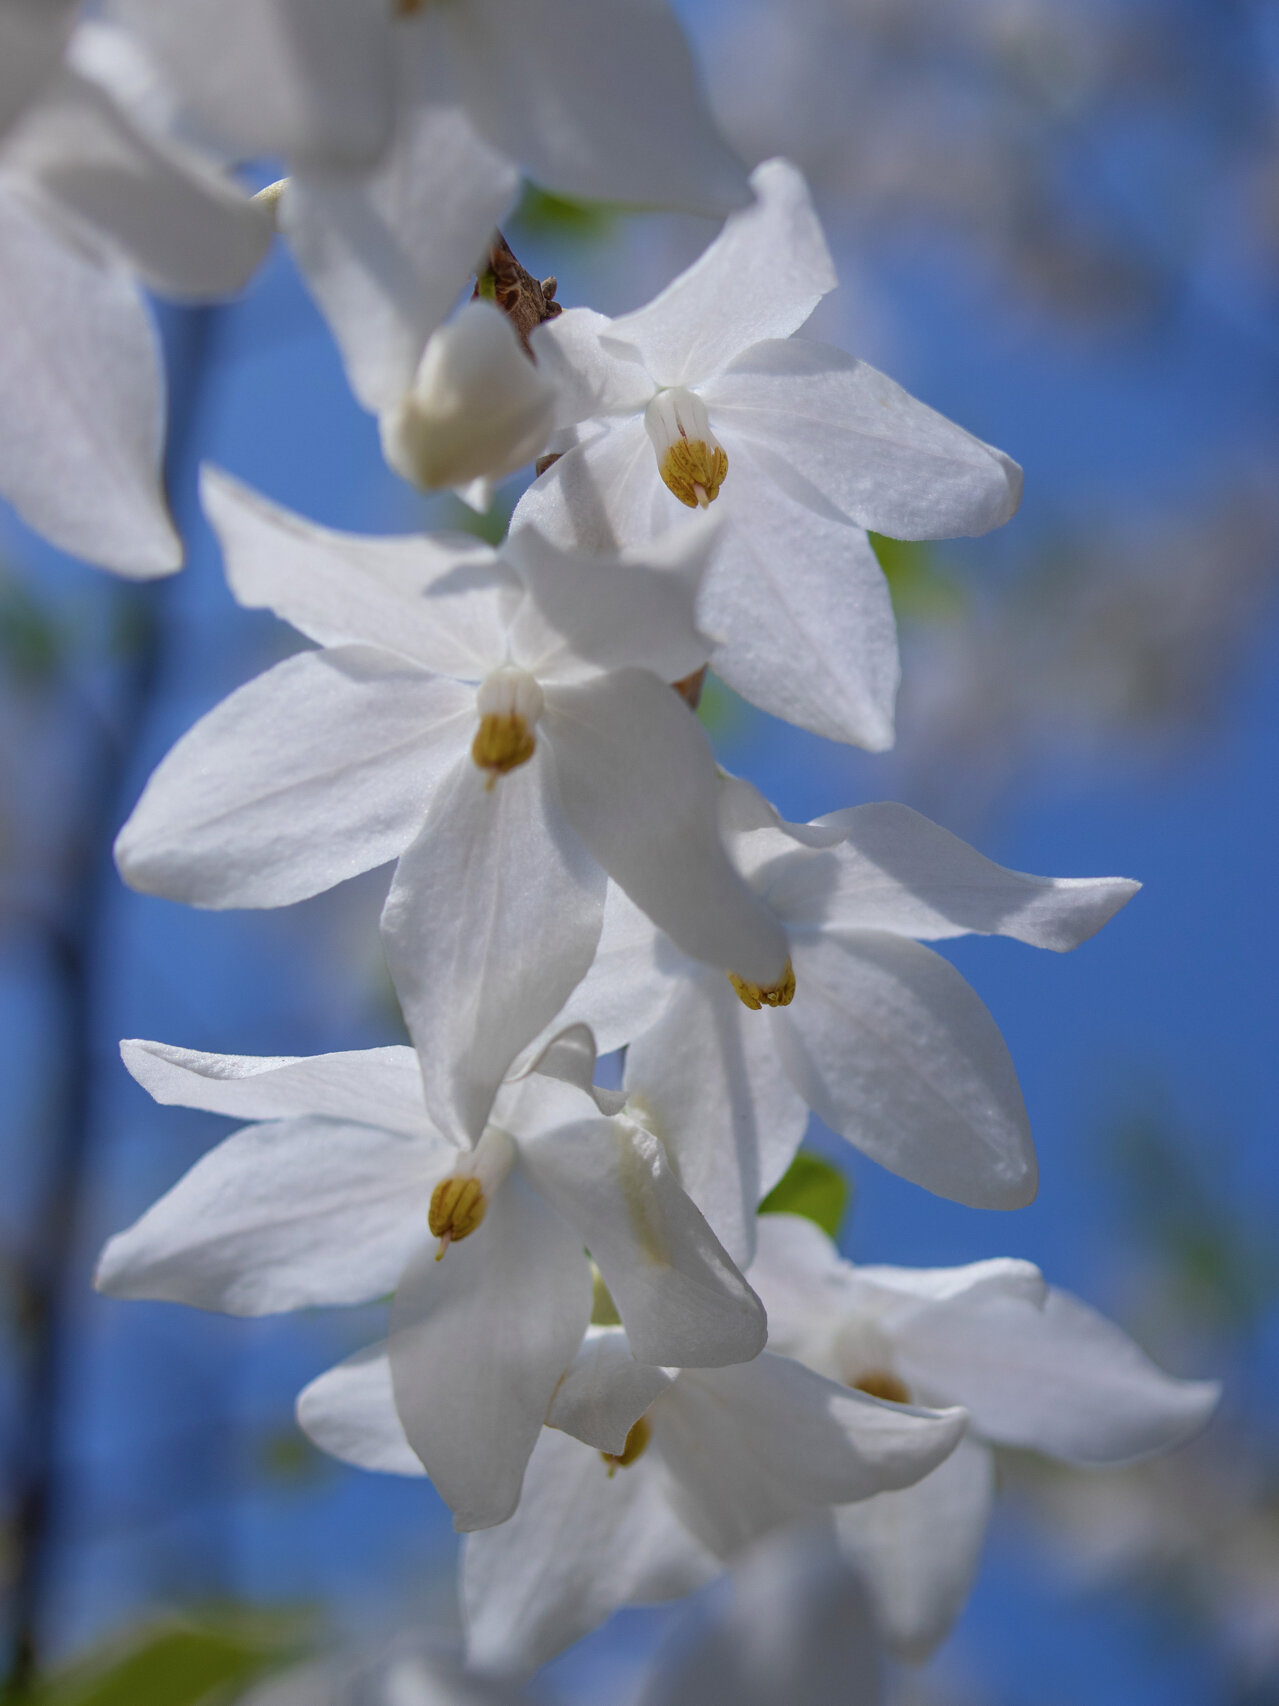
xmin=428 ymin=1129 xmax=516 ymax=1259
xmin=644 ymin=388 xmax=728 ymax=509
xmin=601 ymin=1415 xmax=651 ymax=1476
xmin=727 ymin=957 xmax=796 ymax=1010
xmin=472 ymin=668 xmax=544 ymax=787
xmin=851 ymin=1370 xmax=912 ymax=1405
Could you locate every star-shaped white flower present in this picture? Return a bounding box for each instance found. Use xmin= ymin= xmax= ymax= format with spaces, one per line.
xmin=298 ymin=1321 xmax=967 ymax=1671
xmin=0 ymin=29 xmax=270 ymax=573
xmin=515 ymin=158 xmax=1024 ymax=748
xmin=751 ymin=1213 xmax=1222 ymax=1659
xmin=553 ymin=776 xmax=1139 ymax=1253
xmin=96 ymin=1035 xmax=767 ymax=1532
xmin=115 ymin=471 xmax=787 ymax=1144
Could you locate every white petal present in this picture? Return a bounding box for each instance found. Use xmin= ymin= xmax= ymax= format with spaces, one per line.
xmin=119 ymin=1038 xmax=430 ymax=1136
xmin=115 ymin=647 xmax=470 ymax=908
xmin=705 ymin=339 xmax=1023 ymax=540
xmin=546 ymin=1325 xmax=675 ymax=1453
xmin=439 ymin=0 xmax=748 ymax=213
xmin=380 ymin=301 xmax=555 ymax=492
xmin=504 ymin=520 xmax=713 ymax=686
xmin=544 ymin=881 xmax=676 ymax=1056
xmin=8 ymin=69 xmax=271 ymax=297
xmin=382 ymin=751 xmax=605 ymax=1145
xmin=772 ymin=802 xmax=1141 ymax=949
xmin=0 ymin=185 xmax=178 ymax=575
xmin=297 ymin=1341 xmax=426 ymax=1477
xmin=112 ymin=0 xmax=396 ymax=167
xmin=389 ymin=1168 xmax=591 ymax=1530
xmin=202 ymin=466 xmax=511 ymax=673
xmin=511 ymin=414 xmax=672 ymax=554
xmin=463 ymin=1427 xmax=713 ymax=1673
xmin=528 ymin=307 xmax=655 ymax=431
xmin=834 ymin=1435 xmax=994 ymax=1662
xmin=893 ymin=1283 xmax=1221 ymax=1465
xmin=624 ymin=974 xmax=808 ymax=1267
xmin=637 ymin=1526 xmax=882 ymax=1706
xmin=604 ymin=160 xmax=835 ymax=387
xmin=285 ymin=82 xmax=518 ymax=412
xmin=657 ymin=1354 xmax=968 ymax=1557
xmin=777 ymin=932 xmax=1037 ymax=1210
xmin=545 ymin=669 xmax=789 ymax=984
xmin=521 ymin=1115 xmax=767 ymax=1368
xmin=701 ymin=444 xmax=899 ymax=749
xmin=94 ymin=1116 xmax=436 ymax=1313
xmin=745 ymin=1212 xmax=863 ymax=1353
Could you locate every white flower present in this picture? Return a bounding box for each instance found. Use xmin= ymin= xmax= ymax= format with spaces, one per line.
xmin=115 ymin=471 xmax=787 ymax=1144
xmin=95 ymin=1036 xmax=767 ymax=1532
xmin=553 ymin=775 xmax=1140 ymax=1244
xmin=298 ymin=1322 xmax=966 ymax=1671
xmin=515 ymin=158 xmax=1024 ymax=749
xmin=751 ymin=1213 xmax=1222 ymax=1659
xmin=0 ymin=31 xmax=270 ymax=573
xmin=378 ymin=301 xmax=557 ymax=508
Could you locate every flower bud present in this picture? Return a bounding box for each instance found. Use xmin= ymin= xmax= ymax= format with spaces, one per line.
xmin=644 ymin=387 xmax=728 ymax=509
xmin=379 ymin=301 xmax=556 ymax=502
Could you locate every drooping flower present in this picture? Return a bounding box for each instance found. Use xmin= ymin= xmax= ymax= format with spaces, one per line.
xmin=114 ymin=471 xmax=787 ymax=1143
xmin=0 ymin=27 xmax=270 ymax=572
xmin=551 ymin=775 xmax=1139 ymax=1247
xmin=96 ymin=1035 xmax=767 ymax=1532
xmin=298 ymin=1322 xmax=967 ymax=1670
xmin=751 ymin=1213 xmax=1222 ymax=1659
xmin=515 ymin=158 xmax=1024 ymax=748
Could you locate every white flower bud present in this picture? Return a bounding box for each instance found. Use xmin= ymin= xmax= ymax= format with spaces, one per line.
xmin=379 ymin=300 xmax=556 ymax=501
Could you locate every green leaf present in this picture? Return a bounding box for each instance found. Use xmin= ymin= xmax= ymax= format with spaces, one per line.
xmin=510 ymin=184 xmax=619 ymax=244
xmin=868 ymin=533 xmax=965 ymax=624
xmin=758 ymin=1152 xmax=850 ymax=1240
xmin=27 ymin=1608 xmax=311 ymax=1706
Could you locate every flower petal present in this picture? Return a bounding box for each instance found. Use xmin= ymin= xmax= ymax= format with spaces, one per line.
xmin=545 ymin=669 xmax=789 ymax=984
xmin=777 ymin=931 xmax=1037 ymax=1210
xmin=94 ymin=1116 xmax=437 ymax=1313
xmin=701 ymin=444 xmax=899 ymax=749
xmin=511 ymin=412 xmax=671 ymax=553
xmin=388 ymin=1167 xmax=591 ymax=1530
xmin=542 ymin=881 xmax=676 ymax=1057
xmin=0 ymin=185 xmax=179 ymax=575
xmin=624 ymin=974 xmax=809 ymax=1267
xmin=892 ymin=1283 xmax=1221 ymax=1464
xmin=284 ymin=80 xmax=518 ymax=412
xmin=439 ymin=0 xmax=748 ymax=213
xmin=9 ymin=69 xmax=271 ymax=298
xmin=504 ymin=519 xmax=713 ymax=686
xmin=705 ymin=338 xmax=1022 ymax=540
xmin=521 ymin=1114 xmax=767 ymax=1368
xmin=202 ymin=467 xmax=511 ymax=673
xmin=529 ymin=307 xmax=656 ymax=431
xmin=771 ymin=802 xmax=1140 ymax=949
xmin=296 ymin=1342 xmax=425 ymax=1477
xmin=462 ymin=1428 xmax=714 ymax=1673
xmin=546 ymin=1325 xmax=675 ymax=1453
xmin=604 ymin=159 xmax=835 ymax=388
xmin=834 ymin=1435 xmax=995 ymax=1662
xmin=0 ymin=2 xmax=73 ymax=138
xmin=119 ymin=1038 xmax=430 ymax=1136
xmin=382 ymin=751 xmax=605 ymax=1145
xmin=656 ymin=1353 xmax=967 ymax=1557
xmin=112 ymin=0 xmax=396 ymax=167
xmin=115 ymin=647 xmax=470 ymax=908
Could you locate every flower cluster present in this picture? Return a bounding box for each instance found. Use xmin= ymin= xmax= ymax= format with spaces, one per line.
xmin=13 ymin=0 xmax=1216 ymax=1677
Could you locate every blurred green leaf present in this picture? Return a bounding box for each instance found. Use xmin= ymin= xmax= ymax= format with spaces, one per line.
xmin=510 ymin=184 xmax=619 ymax=245
xmin=0 ymin=582 xmax=62 ymax=686
xmin=759 ymin=1152 xmax=850 ymax=1240
xmin=697 ymin=672 xmax=750 ymax=739
xmin=869 ymin=533 xmax=965 ymax=624
xmin=26 ymin=1608 xmax=310 ymax=1706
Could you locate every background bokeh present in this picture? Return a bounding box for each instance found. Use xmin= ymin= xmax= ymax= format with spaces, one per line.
xmin=1 ymin=0 xmax=1276 ymax=1700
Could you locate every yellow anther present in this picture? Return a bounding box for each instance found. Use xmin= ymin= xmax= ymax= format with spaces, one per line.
xmin=471 ymin=713 xmax=536 ymax=785
xmin=601 ymin=1416 xmax=651 ymax=1477
xmin=658 ymin=438 xmax=728 ymax=510
xmin=429 ymin=1175 xmax=486 ymax=1260
xmin=727 ymin=958 xmax=796 ymax=1011
xmin=852 ymin=1370 xmax=912 ymax=1405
